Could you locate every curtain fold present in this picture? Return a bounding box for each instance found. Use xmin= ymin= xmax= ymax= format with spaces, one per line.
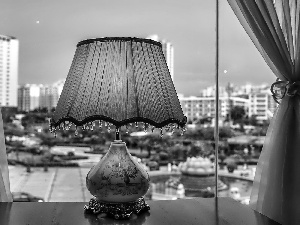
xmin=227 ymin=0 xmax=300 ymax=224
xmin=0 ymin=110 xmax=12 ymax=202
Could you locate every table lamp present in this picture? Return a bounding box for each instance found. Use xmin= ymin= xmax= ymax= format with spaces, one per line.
xmin=50 ymin=37 xmax=187 ymax=219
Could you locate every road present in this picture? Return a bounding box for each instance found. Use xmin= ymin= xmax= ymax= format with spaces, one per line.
xmin=9 ymin=166 xmax=93 ymax=202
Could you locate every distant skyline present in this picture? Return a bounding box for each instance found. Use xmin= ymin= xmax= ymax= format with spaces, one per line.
xmin=0 ymin=0 xmax=275 ymax=96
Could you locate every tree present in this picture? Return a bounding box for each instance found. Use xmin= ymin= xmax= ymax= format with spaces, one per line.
xmin=219 ymin=151 xmax=226 ymax=169
xmin=196 ymin=116 xmax=212 ymax=125
xmin=21 ymin=113 xmax=47 ymax=128
xmin=219 ymin=127 xmax=233 ymax=139
xmin=39 ymin=107 xmax=49 ymax=113
xmin=202 ymin=127 xmax=214 ymax=140
xmin=230 ymin=106 xmax=246 ymax=123
xmin=188 ymin=144 xmax=202 ymax=157
xmin=169 ymin=144 xmax=188 ymax=161
xmin=249 ymin=115 xmax=257 ymax=126
xmin=226 ymin=159 xmax=237 ymax=173
xmin=1 ymin=107 xmax=17 ymax=123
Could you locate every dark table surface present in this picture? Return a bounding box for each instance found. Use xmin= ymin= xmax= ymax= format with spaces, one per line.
xmin=0 ymin=197 xmax=281 ymax=225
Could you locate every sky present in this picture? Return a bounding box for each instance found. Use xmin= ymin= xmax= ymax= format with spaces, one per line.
xmin=0 ymin=0 xmax=275 ymax=96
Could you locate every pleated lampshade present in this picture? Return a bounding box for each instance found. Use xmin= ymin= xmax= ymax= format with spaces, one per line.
xmin=50 ymin=37 xmax=186 ymax=132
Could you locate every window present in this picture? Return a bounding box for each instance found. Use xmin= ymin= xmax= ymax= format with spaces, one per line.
xmin=0 ymin=0 xmax=278 ymax=215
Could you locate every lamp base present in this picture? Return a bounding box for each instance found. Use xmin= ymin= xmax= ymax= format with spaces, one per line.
xmin=84 ymin=197 xmax=150 ymax=220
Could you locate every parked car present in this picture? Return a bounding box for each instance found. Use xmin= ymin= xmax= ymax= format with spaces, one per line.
xmin=12 ymin=192 xmax=44 ymax=202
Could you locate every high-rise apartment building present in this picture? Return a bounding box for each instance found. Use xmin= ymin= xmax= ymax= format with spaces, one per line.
xmin=39 ymin=79 xmax=65 ymax=111
xmin=147 ymin=35 xmax=174 ymax=81
xmin=53 ymin=79 xmax=65 ymax=96
xmin=18 ymin=79 xmax=65 ymax=112
xmin=0 ymin=35 xmax=18 ymax=107
xmin=18 ymin=84 xmax=41 ymax=112
xmin=39 ymin=85 xmax=59 ymax=111
xmin=248 ymin=89 xmax=277 ymax=122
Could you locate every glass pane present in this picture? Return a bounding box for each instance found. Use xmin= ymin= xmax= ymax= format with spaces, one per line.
xmin=2 ymin=0 xmax=274 ymax=207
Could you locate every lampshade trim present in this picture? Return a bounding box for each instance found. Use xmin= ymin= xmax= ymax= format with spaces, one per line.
xmin=50 ymin=115 xmax=187 ymax=130
xmin=77 ymin=37 xmax=162 ymax=48
xmin=52 ymin=37 xmax=187 ymax=136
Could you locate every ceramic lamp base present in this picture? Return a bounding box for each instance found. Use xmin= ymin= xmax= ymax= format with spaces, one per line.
xmin=84 ymin=197 xmax=150 ymax=219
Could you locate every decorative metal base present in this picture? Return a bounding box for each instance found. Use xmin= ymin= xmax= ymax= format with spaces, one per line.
xmin=84 ymin=197 xmax=150 ymax=220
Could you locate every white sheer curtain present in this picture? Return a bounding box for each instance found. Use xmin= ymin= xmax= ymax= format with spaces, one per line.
xmin=227 ymin=0 xmax=300 ymax=224
xmin=0 ymin=110 xmax=12 ymax=202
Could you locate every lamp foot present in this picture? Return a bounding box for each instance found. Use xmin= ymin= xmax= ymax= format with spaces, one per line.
xmin=84 ymin=197 xmax=150 ymax=220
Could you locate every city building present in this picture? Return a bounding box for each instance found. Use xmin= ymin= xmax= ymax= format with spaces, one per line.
xmin=200 ymin=85 xmax=228 ymax=97
xmin=39 ymin=79 xmax=65 ymax=111
xmin=147 ymin=35 xmax=174 ymax=81
xmin=200 ymin=83 xmax=269 ymax=98
xmin=248 ymin=88 xmax=277 ymax=122
xmin=233 ymin=83 xmax=269 ymax=96
xmin=18 ymin=84 xmax=41 ymax=112
xmin=178 ymin=94 xmax=249 ymax=123
xmin=0 ymin=35 xmax=19 ymax=107
xmin=39 ymin=85 xmax=58 ymax=111
xmin=182 ymin=83 xmax=277 ymax=124
xmin=53 ymin=79 xmax=65 ymax=96
xmin=17 ymin=79 xmax=65 ymax=112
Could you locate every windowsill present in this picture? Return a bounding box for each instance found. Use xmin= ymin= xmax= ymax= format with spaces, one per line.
xmin=0 ymin=197 xmax=280 ymax=225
